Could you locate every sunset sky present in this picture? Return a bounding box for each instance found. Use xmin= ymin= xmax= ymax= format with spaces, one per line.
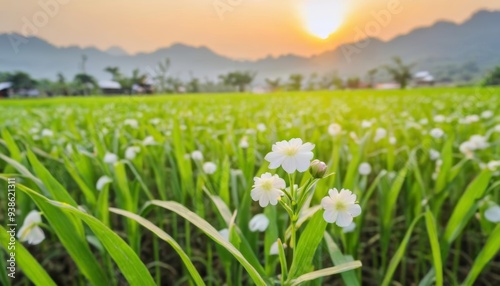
xmin=2 ymin=0 xmax=500 ymax=59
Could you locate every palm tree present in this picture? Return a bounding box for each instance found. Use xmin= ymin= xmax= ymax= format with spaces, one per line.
xmin=265 ymin=78 xmax=281 ymax=92
xmin=73 ymin=73 xmax=97 ymax=96
xmin=104 ymin=66 xmax=121 ymax=81
xmin=384 ymin=57 xmax=414 ymax=89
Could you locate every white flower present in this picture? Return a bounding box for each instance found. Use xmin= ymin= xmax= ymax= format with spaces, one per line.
xmin=264 ymin=138 xmax=315 ymax=174
xmin=358 ymin=162 xmax=372 ymax=176
xmin=191 ymin=150 xmax=204 ymax=161
xmin=389 ymin=136 xmax=397 ymax=145
xmin=374 ymin=128 xmax=387 ymax=142
xmin=321 ymin=188 xmax=361 ymax=227
xmin=328 ymin=123 xmax=342 ymax=136
xmin=203 ymin=162 xmax=217 ymax=174
xmin=487 ymin=161 xmax=500 ymax=171
xmin=125 ymin=146 xmax=140 ymax=160
xmin=361 ymin=120 xmax=372 ymax=128
xmin=248 ymin=214 xmax=270 ymax=232
xmin=41 ymin=129 xmax=54 ymax=137
xmin=434 ymin=115 xmax=446 ymax=123
xmin=218 ymin=228 xmax=229 ymax=241
xmin=251 ymin=172 xmax=286 ymax=207
xmin=481 ymin=110 xmax=493 ymax=119
xmin=484 ymin=206 xmax=500 ymax=223
xmin=429 ymin=149 xmax=440 ymax=161
xmin=96 ymin=176 xmax=113 ymax=191
xmin=142 ymin=136 xmax=156 ymax=146
xmin=269 ymin=240 xmax=286 ymax=255
xmin=430 ymin=128 xmax=444 ymax=139
xmin=103 ymin=152 xmax=118 ymax=164
xmin=459 ymin=141 xmax=475 ymax=158
xmin=17 ymin=211 xmax=45 ymax=245
xmin=257 ymin=123 xmax=267 ymax=132
xmin=124 ymin=119 xmax=139 ymax=129
xmin=342 ymin=222 xmax=356 ymax=233
xmin=270 ymin=241 xmax=280 ymax=255
xmin=469 ymin=135 xmax=488 ymax=150
xmin=419 ymin=118 xmax=429 ymax=125
xmin=495 ymin=124 xmax=500 ymax=132
xmin=239 ymin=136 xmax=249 ymax=149
xmin=149 ymin=118 xmax=161 ymax=125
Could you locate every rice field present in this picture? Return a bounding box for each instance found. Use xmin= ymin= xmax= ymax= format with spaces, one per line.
xmin=1 ymin=87 xmax=500 ymax=286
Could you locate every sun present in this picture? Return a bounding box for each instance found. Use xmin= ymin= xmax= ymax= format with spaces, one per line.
xmin=301 ymin=0 xmax=345 ymax=39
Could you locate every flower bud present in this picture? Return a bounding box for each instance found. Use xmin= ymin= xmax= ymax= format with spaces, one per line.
xmin=310 ymin=159 xmax=327 ymax=178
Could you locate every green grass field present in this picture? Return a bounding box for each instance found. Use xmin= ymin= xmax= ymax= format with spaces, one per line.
xmin=1 ymin=87 xmax=499 ymax=285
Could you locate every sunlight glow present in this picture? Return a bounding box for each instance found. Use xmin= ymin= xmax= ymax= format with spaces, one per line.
xmin=302 ymin=0 xmax=345 ymax=39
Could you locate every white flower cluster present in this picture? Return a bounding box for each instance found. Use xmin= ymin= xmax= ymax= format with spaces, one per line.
xmin=250 ymin=138 xmax=361 ymax=227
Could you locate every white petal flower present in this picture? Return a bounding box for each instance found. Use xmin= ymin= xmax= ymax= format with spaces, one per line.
xmin=487 ymin=161 xmax=500 ymax=172
xmin=248 ymin=214 xmax=270 ymax=232
xmin=481 ymin=110 xmax=493 ymax=119
xmin=433 ymin=115 xmax=446 ymax=123
xmin=218 ymin=228 xmax=229 ymax=242
xmin=389 ymin=136 xmax=397 ymax=145
xmin=429 ymin=149 xmax=440 ymax=161
xmin=328 ymin=123 xmax=342 ymax=136
xmin=495 ymin=124 xmax=500 ymax=132
xmin=17 ymin=211 xmax=45 ymax=245
xmin=41 ymin=129 xmax=54 ymax=137
xmin=257 ymin=123 xmax=267 ymax=132
xmin=149 ymin=118 xmax=161 ymax=125
xmin=430 ymin=128 xmax=444 ymax=139
xmin=374 ymin=128 xmax=387 ymax=142
xmin=142 ymin=136 xmax=156 ymax=146
xmin=485 ymin=206 xmax=500 ymax=223
xmin=191 ymin=150 xmax=204 ymax=161
xmin=264 ymin=138 xmax=315 ymax=174
xmin=469 ymin=135 xmax=488 ymax=150
xmin=239 ymin=136 xmax=249 ymax=149
xmin=125 ymin=146 xmax=140 ymax=160
xmin=203 ymin=162 xmax=217 ymax=174
xmin=269 ymin=241 xmax=280 ymax=255
xmin=96 ymin=175 xmax=113 ymax=191
xmin=124 ymin=119 xmax=139 ymax=129
xmin=361 ymin=120 xmax=372 ymax=128
xmin=103 ymin=152 xmax=118 ymax=164
xmin=342 ymin=222 xmax=356 ymax=233
xmin=358 ymin=162 xmax=372 ymax=176
xmin=251 ymin=172 xmax=286 ymax=207
xmin=321 ymin=188 xmax=361 ymax=227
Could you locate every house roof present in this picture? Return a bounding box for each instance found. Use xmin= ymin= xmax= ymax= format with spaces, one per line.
xmin=0 ymin=82 xmax=13 ymax=90
xmin=98 ymin=80 xmax=121 ymax=89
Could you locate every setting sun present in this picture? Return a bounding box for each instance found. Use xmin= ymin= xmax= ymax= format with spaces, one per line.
xmin=301 ymin=0 xmax=345 ymax=39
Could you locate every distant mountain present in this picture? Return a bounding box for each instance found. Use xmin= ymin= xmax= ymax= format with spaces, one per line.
xmin=105 ymin=46 xmax=129 ymax=57
xmin=1 ymin=10 xmax=499 ymax=83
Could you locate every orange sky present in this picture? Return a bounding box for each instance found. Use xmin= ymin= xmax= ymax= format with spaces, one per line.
xmin=1 ymin=0 xmax=500 ymax=59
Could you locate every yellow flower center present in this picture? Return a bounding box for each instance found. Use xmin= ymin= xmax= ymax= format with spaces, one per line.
xmin=261 ymin=180 xmax=274 ymax=191
xmin=335 ymin=201 xmax=347 ymax=211
xmin=284 ymin=146 xmax=299 ymax=156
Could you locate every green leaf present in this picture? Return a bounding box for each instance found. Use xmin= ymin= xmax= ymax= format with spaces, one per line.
xmin=324 ymin=232 xmax=360 ymax=286
xmin=149 ymin=200 xmax=268 ymax=286
xmin=109 ymin=207 xmax=205 ymax=286
xmin=10 ymin=182 xmax=109 ymax=286
xmin=287 ymin=210 xmax=327 ymax=279
xmin=0 ymin=225 xmax=56 ymax=286
xmin=381 ymin=214 xmax=424 ymax=286
xmin=462 ymin=224 xmax=500 ymax=286
xmin=425 ymin=210 xmax=443 ymax=286
xmin=290 ymin=261 xmax=362 ymax=286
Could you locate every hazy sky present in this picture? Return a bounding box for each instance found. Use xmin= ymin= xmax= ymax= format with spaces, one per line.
xmin=2 ymin=0 xmax=499 ymax=59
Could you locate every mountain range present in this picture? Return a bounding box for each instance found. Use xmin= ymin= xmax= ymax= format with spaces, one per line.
xmin=1 ymin=10 xmax=499 ymax=83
